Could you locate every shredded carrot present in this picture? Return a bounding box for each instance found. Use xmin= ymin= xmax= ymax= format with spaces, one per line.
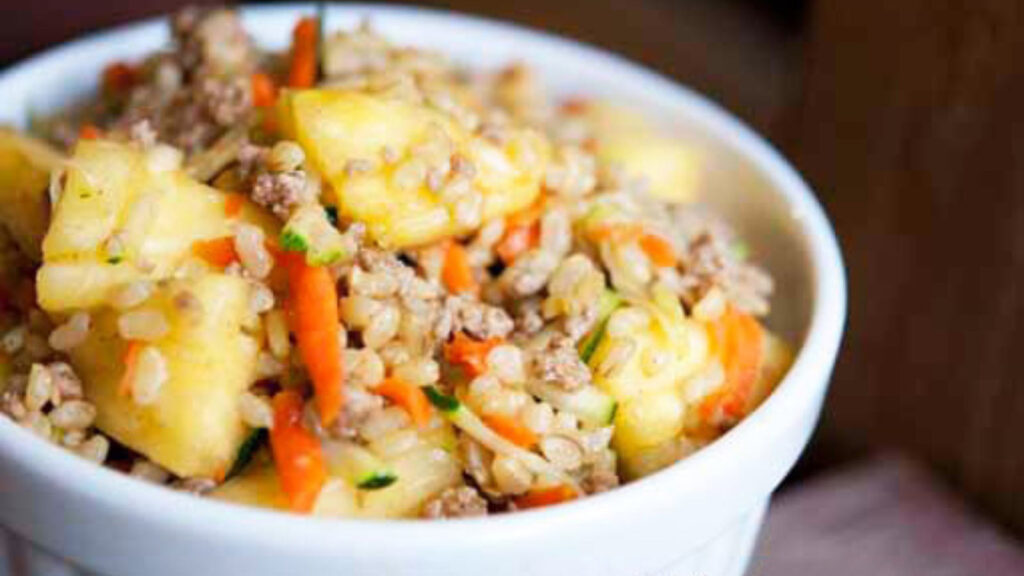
xmin=587 ymin=222 xmax=643 ymax=243
xmin=441 ymin=242 xmax=478 ymax=295
xmin=514 ymin=484 xmax=578 ymax=510
xmin=638 ymin=233 xmax=677 ymax=268
xmin=443 ymin=332 xmax=502 ymax=378
xmin=192 ymin=237 xmax=238 ymax=269
xmin=117 ymin=342 xmax=142 ymax=397
xmin=102 ymin=62 xmax=138 ymax=94
xmin=482 ymin=413 xmax=538 ymax=448
xmin=78 ymin=125 xmax=103 ymax=141
xmin=287 ymin=17 xmax=318 ymax=88
xmin=699 ymin=308 xmax=763 ymax=421
xmin=372 ymin=378 xmax=433 ymax=428
xmin=285 ymin=254 xmax=344 ymax=426
xmin=495 ymin=202 xmax=544 ymax=264
xmin=223 ymin=193 xmax=246 ymax=218
xmin=495 ymin=221 xmax=540 ymax=264
xmin=251 ymin=72 xmax=278 ymax=108
xmin=269 ymin=390 xmax=328 ymax=513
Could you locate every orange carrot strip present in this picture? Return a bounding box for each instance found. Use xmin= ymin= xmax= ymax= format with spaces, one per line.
xmin=514 ymin=484 xmax=578 ymax=510
xmin=495 ymin=221 xmax=540 ymax=264
xmin=117 ymin=342 xmax=142 ymax=397
xmin=441 ymin=242 xmax=478 ymax=295
xmin=482 ymin=413 xmax=538 ymax=448
xmin=285 ymin=255 xmax=344 ymax=426
xmin=372 ymin=378 xmax=433 ymax=428
xmin=269 ymin=390 xmax=328 ymax=513
xmin=223 ymin=193 xmax=246 ymax=218
xmin=251 ymin=72 xmax=278 ymax=108
xmin=495 ymin=201 xmax=546 ymax=264
xmin=638 ymin=233 xmax=677 ymax=268
xmin=587 ymin=222 xmax=643 ymax=243
xmin=192 ymin=237 xmax=238 ymax=269
xmin=699 ymin=308 xmax=763 ymax=420
xmin=287 ymin=17 xmax=318 ymax=88
xmin=443 ymin=332 xmax=502 ymax=378
xmin=78 ymin=125 xmax=103 ymax=140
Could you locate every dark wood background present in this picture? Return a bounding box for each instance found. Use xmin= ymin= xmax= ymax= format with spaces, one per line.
xmin=3 ymin=0 xmax=1023 ymax=537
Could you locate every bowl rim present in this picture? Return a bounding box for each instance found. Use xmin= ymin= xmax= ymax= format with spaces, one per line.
xmin=0 ymin=2 xmax=846 ymax=549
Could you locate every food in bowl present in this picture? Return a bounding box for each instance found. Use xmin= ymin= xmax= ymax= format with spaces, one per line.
xmin=0 ymin=7 xmax=792 ymax=519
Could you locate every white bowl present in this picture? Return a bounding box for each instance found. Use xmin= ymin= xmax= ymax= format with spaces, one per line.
xmin=0 ymin=5 xmax=846 ymax=576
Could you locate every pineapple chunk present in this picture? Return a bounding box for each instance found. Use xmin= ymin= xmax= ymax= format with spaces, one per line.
xmin=575 ymin=101 xmax=700 ymax=204
xmin=38 ymin=140 xmax=277 ymax=312
xmin=213 ymin=462 xmax=361 ymax=518
xmin=0 ymin=128 xmax=63 ymax=260
xmin=283 ymin=90 xmax=549 ymax=247
xmin=213 ymin=461 xmax=289 ymax=510
xmin=71 ymin=274 xmax=259 ymax=478
xmin=589 ymin=302 xmax=709 ymax=462
xmin=359 ymin=438 xmax=461 ymax=518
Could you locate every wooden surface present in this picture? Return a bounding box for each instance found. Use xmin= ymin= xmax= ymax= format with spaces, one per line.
xmin=754 ymin=456 xmax=1024 ymax=575
xmin=782 ymin=0 xmax=1024 ymax=535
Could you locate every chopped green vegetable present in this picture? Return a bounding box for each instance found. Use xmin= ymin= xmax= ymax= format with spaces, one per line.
xmin=730 ymin=240 xmax=749 ymax=260
xmin=324 ymin=205 xmax=339 ymax=226
xmin=424 ymin=386 xmax=461 ymax=413
xmin=578 ymin=289 xmax=622 ymax=363
xmin=226 ymin=428 xmax=267 ymax=480
xmin=280 ymin=230 xmax=309 ymax=252
xmin=281 ymin=204 xmax=352 ymax=266
xmin=358 ymin=472 xmax=398 ymax=490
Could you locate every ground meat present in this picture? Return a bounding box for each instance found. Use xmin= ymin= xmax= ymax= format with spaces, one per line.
xmin=678 ymin=231 xmax=773 ymax=317
xmin=581 ymin=464 xmax=620 ymax=494
xmin=422 ymin=486 xmax=489 ymax=519
xmin=512 ymin=297 xmax=545 ymax=336
xmin=251 ymin=171 xmax=310 ymax=219
xmin=531 ymin=335 xmax=591 ymax=392
xmin=436 ymin=295 xmax=514 ymax=341
xmin=196 ymin=75 xmax=252 ymax=126
xmin=327 ymin=387 xmax=385 ymax=440
xmin=112 ymin=8 xmax=255 ymax=153
xmin=172 ymin=7 xmax=254 ymax=76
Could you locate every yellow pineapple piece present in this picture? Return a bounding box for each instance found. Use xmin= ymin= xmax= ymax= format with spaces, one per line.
xmin=283 ymin=89 xmax=549 ymax=248
xmin=38 ymin=140 xmax=277 ymax=312
xmin=576 ymin=101 xmax=700 ymax=204
xmin=588 ymin=300 xmax=710 ymax=463
xmin=71 ymin=274 xmax=258 ymax=478
xmin=0 ymin=128 xmax=63 ymax=260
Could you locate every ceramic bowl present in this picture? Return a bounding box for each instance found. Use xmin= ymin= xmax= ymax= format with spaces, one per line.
xmin=0 ymin=5 xmax=845 ymax=576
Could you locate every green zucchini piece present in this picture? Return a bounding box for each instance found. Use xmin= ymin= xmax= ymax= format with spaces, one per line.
xmin=226 ymin=428 xmax=267 ymax=480
xmin=424 ymin=386 xmax=461 ymax=413
xmin=280 ymin=204 xmax=353 ymax=266
xmin=579 ymin=289 xmax=623 ymax=363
